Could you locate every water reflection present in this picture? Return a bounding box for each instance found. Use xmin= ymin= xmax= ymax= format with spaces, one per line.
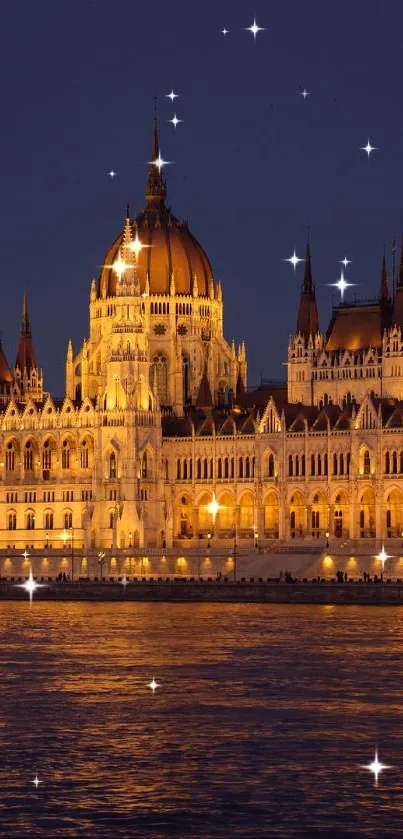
xmin=1 ymin=603 xmax=403 ymax=837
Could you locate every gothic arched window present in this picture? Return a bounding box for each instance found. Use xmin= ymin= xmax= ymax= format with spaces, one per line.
xmin=182 ymin=352 xmax=190 ymax=405
xmin=5 ymin=442 xmax=15 ymax=471
xmin=24 ymin=442 xmax=33 ymax=471
xmin=8 ymin=510 xmax=16 ymax=530
xmin=81 ymin=440 xmax=89 ymax=469
xmin=44 ymin=511 xmax=54 ymax=530
xmin=62 ymin=440 xmax=70 ymax=469
xmin=152 ymin=352 xmax=168 ymax=405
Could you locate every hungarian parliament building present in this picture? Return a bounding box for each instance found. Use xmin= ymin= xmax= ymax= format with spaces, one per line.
xmin=1 ymin=120 xmax=403 ymax=569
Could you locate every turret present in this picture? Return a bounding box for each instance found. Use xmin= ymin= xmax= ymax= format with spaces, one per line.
xmin=14 ymin=291 xmax=43 ymax=401
xmin=65 ymin=339 xmax=74 ymax=399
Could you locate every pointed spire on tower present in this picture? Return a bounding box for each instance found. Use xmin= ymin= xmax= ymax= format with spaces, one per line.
xmin=296 ymin=240 xmax=319 ymax=340
xmin=196 ymin=362 xmax=213 ymax=408
xmin=15 ymin=290 xmax=37 ymax=374
xmin=393 ymin=234 xmax=403 ymax=327
xmin=379 ymin=246 xmax=389 ymax=302
xmin=145 ymin=101 xmax=167 ymax=208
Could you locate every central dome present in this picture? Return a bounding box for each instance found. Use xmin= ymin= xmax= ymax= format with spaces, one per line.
xmin=97 ymin=119 xmax=213 ymax=299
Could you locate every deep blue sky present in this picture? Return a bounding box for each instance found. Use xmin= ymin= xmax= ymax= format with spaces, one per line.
xmin=1 ymin=0 xmax=402 ymax=394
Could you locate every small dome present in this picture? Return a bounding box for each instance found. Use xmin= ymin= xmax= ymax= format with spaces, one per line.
xmin=98 ymin=208 xmax=213 ymax=299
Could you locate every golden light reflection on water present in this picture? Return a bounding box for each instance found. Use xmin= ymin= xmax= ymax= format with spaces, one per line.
xmin=1 ymin=602 xmax=403 ymax=836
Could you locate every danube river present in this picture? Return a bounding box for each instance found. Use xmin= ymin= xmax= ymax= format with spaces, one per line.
xmin=1 ymin=603 xmax=403 ymax=838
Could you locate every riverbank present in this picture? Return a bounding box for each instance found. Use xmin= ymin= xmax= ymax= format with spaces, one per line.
xmin=3 ymin=579 xmax=403 ymax=604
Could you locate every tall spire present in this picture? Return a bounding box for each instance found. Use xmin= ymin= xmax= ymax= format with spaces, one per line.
xmin=15 ymin=290 xmax=37 ymax=373
xmin=145 ymin=101 xmax=167 ymax=208
xmin=379 ymin=246 xmax=389 ymax=302
xmin=392 ymin=235 xmax=403 ymax=326
xmin=296 ymin=241 xmax=319 ymax=339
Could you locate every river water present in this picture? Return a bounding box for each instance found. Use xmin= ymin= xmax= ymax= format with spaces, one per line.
xmin=1 ymin=602 xmax=403 ymax=838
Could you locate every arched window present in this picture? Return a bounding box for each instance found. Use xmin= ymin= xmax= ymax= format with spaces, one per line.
xmin=152 ymin=352 xmax=168 ymax=405
xmin=141 ymin=452 xmax=148 ymax=479
xmin=182 ymin=353 xmax=190 ymax=405
xmin=183 ymin=460 xmax=188 ymax=480
xmin=288 ymin=455 xmax=293 ymax=477
xmin=177 ymin=459 xmax=181 ymax=480
xmin=44 ymin=511 xmax=54 ymax=530
xmin=109 ymin=511 xmax=114 ymax=528
xmin=239 ymin=457 xmax=244 ymax=478
xmin=196 ymin=458 xmax=201 ymax=479
xmin=203 ymin=458 xmax=208 ymax=479
xmin=43 ymin=440 xmax=52 ymax=470
xmin=324 ymin=453 xmax=328 ymax=476
xmin=64 ymin=511 xmax=73 ymax=529
xmin=62 ymin=441 xmax=70 ymax=469
xmin=392 ymin=452 xmax=398 ymax=474
xmin=333 ymin=453 xmax=338 ymax=475
xmin=317 ymin=454 xmax=322 ymax=476
xmin=109 ymin=452 xmax=116 ymax=479
xmin=400 ymin=452 xmax=403 ymax=474
xmin=311 ymin=454 xmax=315 ymax=476
xmin=81 ymin=440 xmax=89 ymax=468
xmin=346 ymin=453 xmax=350 ymax=475
xmin=8 ymin=511 xmax=16 ymax=530
xmin=268 ymin=453 xmax=274 ymax=477
xmin=295 ymin=455 xmax=299 ymax=477
xmin=245 ymin=457 xmax=250 ymax=478
xmin=24 ymin=442 xmax=33 ymax=471
xmin=363 ymin=450 xmax=371 ymax=475
xmin=5 ymin=442 xmax=15 ymax=471
xmin=339 ymin=454 xmax=344 ymax=476
xmin=26 ymin=511 xmax=35 ymax=530
xmin=301 ymin=454 xmax=305 ymax=477
xmin=217 ymin=458 xmax=222 ymax=479
xmin=385 ymin=451 xmax=390 ymax=474
xmin=224 ymin=457 xmax=229 ymax=479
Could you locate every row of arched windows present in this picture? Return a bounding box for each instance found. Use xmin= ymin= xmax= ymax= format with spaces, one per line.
xmin=3 ymin=439 xmax=92 ymax=472
xmin=289 ymin=453 xmax=352 ymax=477
xmin=384 ymin=451 xmax=403 ymax=474
xmin=176 ymin=456 xmax=256 ymax=481
xmin=7 ymin=510 xmax=73 ymax=530
xmin=150 ymin=301 xmax=170 ymax=315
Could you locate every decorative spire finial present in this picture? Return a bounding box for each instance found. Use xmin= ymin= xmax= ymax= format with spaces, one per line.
xmin=146 ymin=102 xmax=167 ymax=207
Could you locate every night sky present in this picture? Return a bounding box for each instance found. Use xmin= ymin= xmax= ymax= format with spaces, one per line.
xmin=1 ymin=0 xmax=402 ymax=395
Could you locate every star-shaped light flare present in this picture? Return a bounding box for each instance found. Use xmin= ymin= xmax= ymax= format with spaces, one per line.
xmin=166 ymin=90 xmax=179 ymax=102
xmin=110 ymin=252 xmax=129 ymax=281
xmin=32 ymin=774 xmax=42 ymax=789
xmin=221 ymin=28 xmax=229 ymax=35
xmin=149 ymin=152 xmax=171 ymax=173
xmin=362 ymin=749 xmax=391 ymax=784
xmin=375 ymin=545 xmax=393 ymax=572
xmin=128 ymin=231 xmax=151 ymax=260
xmin=148 ymin=677 xmax=161 ymax=692
xmin=245 ymin=18 xmax=265 ymax=39
xmin=18 ymin=568 xmax=44 ymax=602
xmin=341 ymin=256 xmax=352 ymax=268
xmin=120 ymin=574 xmax=129 ymax=589
xmin=361 ymin=139 xmax=377 ymax=158
xmin=206 ymin=492 xmax=221 ymax=523
xmin=108 ymin=170 xmax=116 ymax=179
xmin=301 ymin=88 xmax=310 ymax=99
xmin=169 ymin=114 xmax=182 ymax=129
xmin=284 ymin=249 xmax=304 ymax=271
xmin=328 ymin=270 xmax=356 ymax=300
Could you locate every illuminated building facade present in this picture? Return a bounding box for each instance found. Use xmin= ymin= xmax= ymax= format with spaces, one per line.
xmin=1 ymin=120 xmax=403 ymax=571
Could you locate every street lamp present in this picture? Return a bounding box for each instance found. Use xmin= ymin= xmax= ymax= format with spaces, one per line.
xmin=206 ymin=492 xmax=221 ymax=542
xmin=375 ymin=545 xmax=393 ymax=580
xmin=207 ymin=531 xmax=211 ymax=551
xmin=325 ymin=530 xmax=330 ymax=549
xmin=98 ymin=551 xmax=106 ymax=579
xmin=254 ymin=531 xmax=259 ymax=550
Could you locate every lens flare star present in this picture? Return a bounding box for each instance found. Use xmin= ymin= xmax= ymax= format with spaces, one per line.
xmin=221 ymin=28 xmax=229 ymax=36
xmin=108 ymin=170 xmax=116 ymax=178
xmin=284 ymin=250 xmax=304 ymax=271
xmin=148 ymin=677 xmax=161 ymax=692
xmin=166 ymin=89 xmax=179 ymax=102
xmin=301 ymin=89 xmax=310 ymax=99
xmin=362 ymin=749 xmax=391 ymax=784
xmin=329 ymin=270 xmax=356 ymax=300
xmin=245 ymin=18 xmax=265 ymax=39
xmin=169 ymin=114 xmax=182 ymax=129
xmin=110 ymin=252 xmax=129 ymax=281
xmin=18 ymin=568 xmax=45 ymax=602
xmin=128 ymin=231 xmax=150 ymax=260
xmin=120 ymin=575 xmax=129 ymax=589
xmin=361 ymin=139 xmax=377 ymax=158
xmin=31 ymin=774 xmax=42 ymax=788
xmin=375 ymin=545 xmax=393 ymax=572
xmin=149 ymin=152 xmax=171 ymax=172
xmin=341 ymin=256 xmax=352 ymax=268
